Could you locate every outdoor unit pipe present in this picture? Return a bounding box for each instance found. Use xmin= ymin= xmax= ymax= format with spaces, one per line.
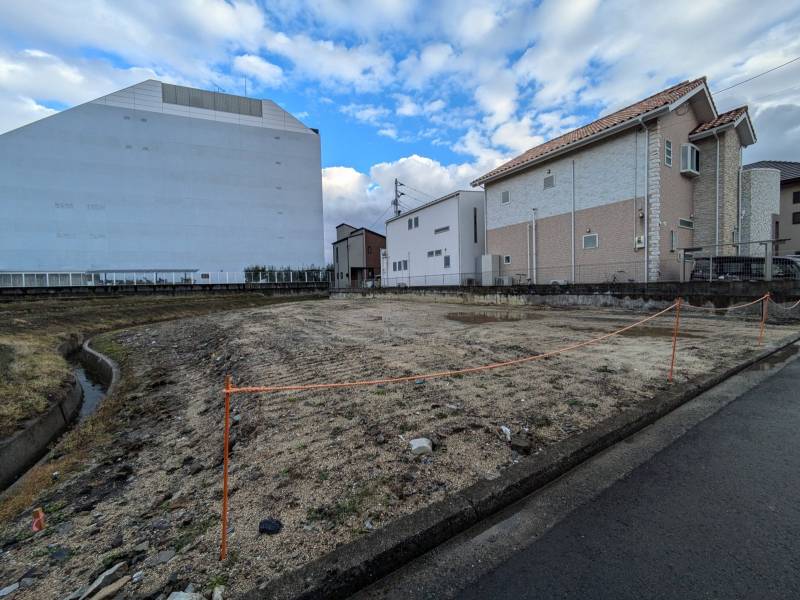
xmin=643 ymin=123 xmax=649 ymax=283
xmin=531 ymin=208 xmax=537 ymax=285
xmin=714 ymin=131 xmax=720 ymax=256
xmin=571 ymin=159 xmax=576 ymax=283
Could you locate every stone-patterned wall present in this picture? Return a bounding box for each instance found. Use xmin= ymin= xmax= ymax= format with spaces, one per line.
xmin=719 ymin=130 xmax=742 ymax=254
xmin=647 ymin=121 xmax=662 ymax=281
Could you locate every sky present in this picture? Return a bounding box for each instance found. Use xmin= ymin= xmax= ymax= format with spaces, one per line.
xmin=1 ymin=0 xmax=800 ymax=262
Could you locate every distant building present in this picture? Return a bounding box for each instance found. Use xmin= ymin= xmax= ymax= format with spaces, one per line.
xmin=332 ymin=224 xmax=386 ymax=288
xmin=382 ymin=190 xmax=485 ymax=286
xmin=743 ymin=161 xmax=800 ymax=256
xmin=0 ymin=80 xmax=323 ymax=282
xmin=472 ymin=77 xmax=764 ymax=283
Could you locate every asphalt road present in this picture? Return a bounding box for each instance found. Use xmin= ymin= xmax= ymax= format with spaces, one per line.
xmin=458 ymin=353 xmax=800 ymax=600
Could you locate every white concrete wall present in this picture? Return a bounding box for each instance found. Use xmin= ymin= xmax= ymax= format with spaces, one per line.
xmin=457 ymin=191 xmax=486 ymax=276
xmin=0 ymin=80 xmax=324 ymax=274
xmin=384 ymin=194 xmax=464 ymax=285
xmin=485 ymin=129 xmax=647 ymax=229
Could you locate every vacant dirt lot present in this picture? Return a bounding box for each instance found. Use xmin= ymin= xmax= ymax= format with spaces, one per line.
xmin=1 ymin=298 xmax=796 ymax=598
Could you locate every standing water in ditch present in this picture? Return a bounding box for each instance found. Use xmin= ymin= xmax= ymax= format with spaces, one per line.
xmin=69 ymin=359 xmax=107 ymax=419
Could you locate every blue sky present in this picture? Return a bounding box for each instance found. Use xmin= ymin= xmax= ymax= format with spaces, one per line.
xmin=1 ymin=0 xmax=800 ymax=256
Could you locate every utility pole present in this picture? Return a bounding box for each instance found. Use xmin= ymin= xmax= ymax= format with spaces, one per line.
xmin=393 ymin=178 xmax=404 ymax=217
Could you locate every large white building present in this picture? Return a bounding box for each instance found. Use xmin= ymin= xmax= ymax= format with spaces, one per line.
xmin=0 ymin=80 xmax=323 ymax=283
xmin=382 ymin=190 xmax=485 ymax=286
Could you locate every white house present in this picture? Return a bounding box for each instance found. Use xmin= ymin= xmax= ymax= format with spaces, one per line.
xmin=382 ymin=190 xmax=485 ymax=286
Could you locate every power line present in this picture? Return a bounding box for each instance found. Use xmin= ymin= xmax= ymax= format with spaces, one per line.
xmin=368 ymin=205 xmax=392 ymax=230
xmin=402 ymin=183 xmax=435 ymax=200
xmin=712 ymin=55 xmax=800 ymax=95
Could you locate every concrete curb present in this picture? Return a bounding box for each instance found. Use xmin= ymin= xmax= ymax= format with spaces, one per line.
xmin=247 ymin=331 xmax=800 ymax=600
xmin=0 ymin=337 xmax=119 ymax=491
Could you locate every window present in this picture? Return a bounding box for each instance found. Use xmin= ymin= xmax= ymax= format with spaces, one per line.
xmin=402 ymin=259 xmax=408 ymax=270
xmin=543 ymin=175 xmax=555 ymax=189
xmin=427 ymin=250 xmax=434 ymax=257
xmin=793 ymin=212 xmax=800 ymax=225
xmin=444 ymin=255 xmax=451 ymax=268
xmin=678 ymin=218 xmax=694 ymax=229
xmin=367 ymin=246 xmax=372 ymax=255
xmin=335 ymin=247 xmax=338 ymax=261
xmin=665 ymin=140 xmax=673 ymax=167
xmin=414 ymin=216 xmax=419 ymax=228
xmin=503 ymin=255 xmax=511 ymax=264
xmin=794 ymin=191 xmax=800 ymax=204
xmin=583 ymin=233 xmax=599 ymax=249
xmin=501 ymin=191 xmax=510 ymax=204
xmin=434 ymin=249 xmax=442 ymax=256
xmin=473 ymin=207 xmax=478 ymax=243
xmin=408 ymin=218 xmax=413 ymax=230
xmin=392 ymin=261 xmax=397 ymax=272
xmin=434 ymin=226 xmax=450 ymax=234
xmin=670 ymin=230 xmax=677 ymax=253
xmin=680 ymin=143 xmax=700 ymax=176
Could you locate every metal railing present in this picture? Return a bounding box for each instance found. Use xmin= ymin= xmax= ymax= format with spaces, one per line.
xmin=0 ymin=269 xmax=334 ymax=288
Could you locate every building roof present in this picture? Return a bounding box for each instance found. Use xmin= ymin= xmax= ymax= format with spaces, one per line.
xmin=472 ymin=78 xmax=709 ymax=186
xmin=331 ymin=225 xmax=386 ymax=244
xmin=743 ymin=160 xmax=800 ymax=183
xmin=385 ymin=190 xmax=480 ymax=224
xmin=690 ymin=106 xmax=748 ymax=134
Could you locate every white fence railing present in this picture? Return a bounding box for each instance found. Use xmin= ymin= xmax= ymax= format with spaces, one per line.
xmin=0 ymin=270 xmax=333 ymax=288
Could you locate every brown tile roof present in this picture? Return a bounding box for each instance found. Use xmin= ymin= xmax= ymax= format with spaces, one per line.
xmin=472 ymin=77 xmax=708 ymax=186
xmin=690 ymin=106 xmax=748 ymax=135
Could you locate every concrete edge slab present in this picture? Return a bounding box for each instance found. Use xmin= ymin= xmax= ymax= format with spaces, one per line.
xmin=246 ymin=332 xmax=800 ymax=600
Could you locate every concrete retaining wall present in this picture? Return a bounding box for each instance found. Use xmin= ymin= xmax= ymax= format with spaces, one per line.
xmin=0 ymin=282 xmax=329 ymax=302
xmin=0 ymin=337 xmax=119 ymax=490
xmin=332 ymin=281 xmax=800 ymax=315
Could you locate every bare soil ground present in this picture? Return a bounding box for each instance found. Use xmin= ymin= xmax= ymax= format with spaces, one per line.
xmin=0 ymin=298 xmax=796 ymax=599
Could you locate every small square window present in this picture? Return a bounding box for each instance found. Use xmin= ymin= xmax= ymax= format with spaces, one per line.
xmin=503 ymin=255 xmax=511 ymax=264
xmin=793 ymin=212 xmax=800 ymax=225
xmin=501 ymin=191 xmax=510 ymax=204
xmin=402 ymin=259 xmax=408 ymax=270
xmin=392 ymin=262 xmax=397 ymax=272
xmin=444 ymin=255 xmax=451 ymax=268
xmin=678 ymin=218 xmax=694 ymax=229
xmin=427 ymin=250 xmax=434 ymax=257
xmin=665 ymin=140 xmax=673 ymax=167
xmin=543 ymin=175 xmax=555 ymax=189
xmin=434 ymin=249 xmax=442 ymax=256
xmin=408 ymin=219 xmax=413 ymax=230
xmin=583 ymin=233 xmax=599 ymax=249
xmin=793 ymin=191 xmax=800 ymax=204
xmin=414 ymin=216 xmax=419 ymax=228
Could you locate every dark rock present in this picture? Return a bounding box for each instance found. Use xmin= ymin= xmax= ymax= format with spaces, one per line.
xmin=258 ymin=518 xmax=283 ymax=535
xmin=107 ymin=532 xmax=124 ymax=550
xmin=510 ymin=434 xmax=532 ymax=455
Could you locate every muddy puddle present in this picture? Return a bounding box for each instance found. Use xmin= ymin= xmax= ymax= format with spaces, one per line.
xmin=446 ymin=310 xmax=543 ymax=324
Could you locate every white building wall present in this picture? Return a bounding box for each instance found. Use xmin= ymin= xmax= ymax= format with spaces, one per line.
xmin=0 ymin=80 xmax=323 ymax=275
xmin=485 ymin=129 xmax=647 ymax=230
xmin=384 ymin=192 xmax=484 ymax=286
xmin=456 ymin=191 xmax=486 ymax=277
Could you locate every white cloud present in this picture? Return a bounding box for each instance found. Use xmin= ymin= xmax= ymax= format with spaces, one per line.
xmin=232 ymin=54 xmax=283 ymax=87
xmin=395 ymin=94 xmax=421 ymax=116
xmin=491 ymin=116 xmax=544 ymax=153
xmin=265 ymin=31 xmax=393 ymax=92
xmin=398 ymin=43 xmax=455 ymax=89
xmin=0 ymin=92 xmax=57 ymax=134
xmin=341 ymin=103 xmax=391 ymax=125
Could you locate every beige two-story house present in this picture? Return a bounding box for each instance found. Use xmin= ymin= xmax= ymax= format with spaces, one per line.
xmin=472 ymin=77 xmax=760 ymax=283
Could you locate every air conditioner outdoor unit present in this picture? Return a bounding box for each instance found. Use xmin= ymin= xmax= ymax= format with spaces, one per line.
xmin=635 ymin=235 xmax=645 ymax=249
xmin=494 ymin=276 xmax=512 ymax=286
